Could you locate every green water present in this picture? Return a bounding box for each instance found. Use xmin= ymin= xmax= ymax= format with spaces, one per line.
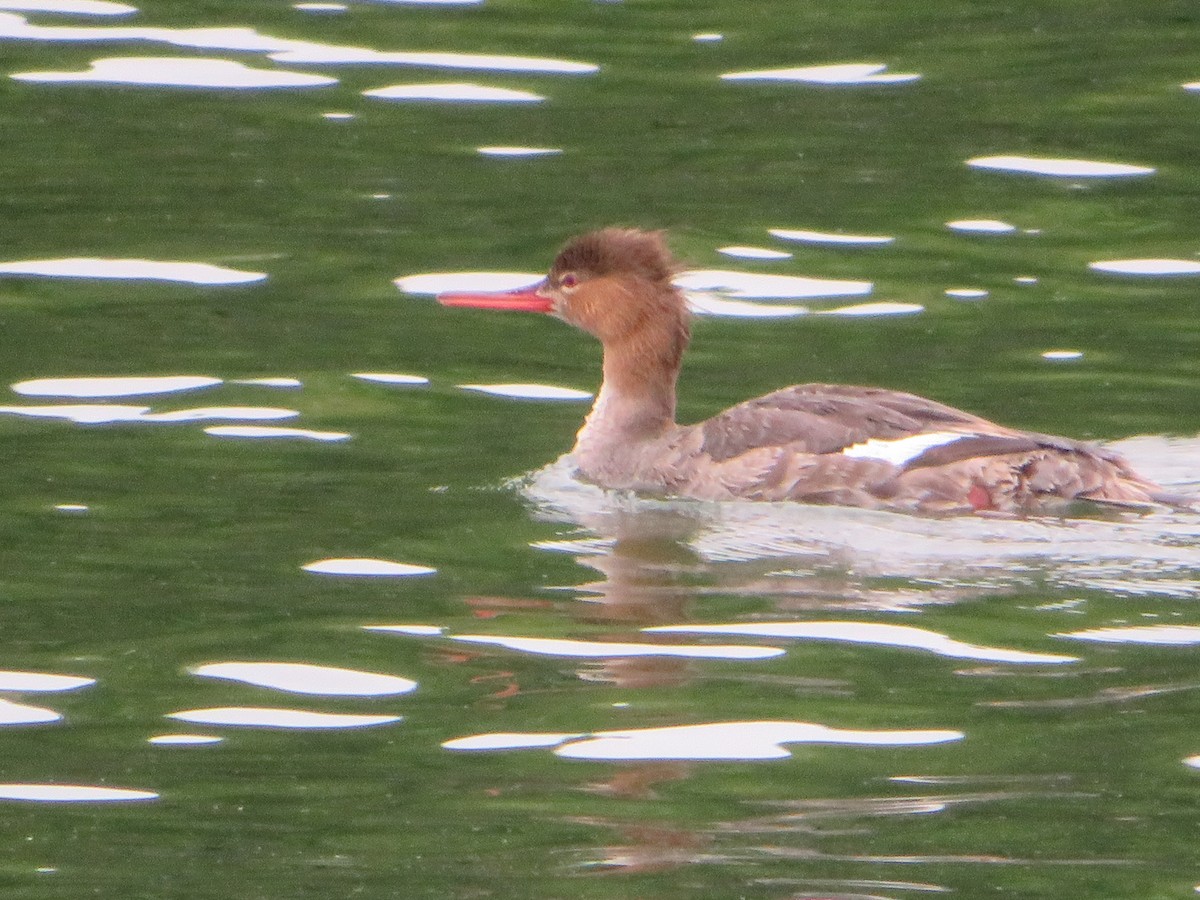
xmin=2 ymin=1 xmax=1199 ymax=897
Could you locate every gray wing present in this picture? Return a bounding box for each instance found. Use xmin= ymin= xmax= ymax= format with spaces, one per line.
xmin=697 ymin=384 xmax=1065 ymax=464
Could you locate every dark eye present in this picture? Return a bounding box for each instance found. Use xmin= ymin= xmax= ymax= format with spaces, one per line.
xmin=559 ymin=272 xmax=578 ymax=289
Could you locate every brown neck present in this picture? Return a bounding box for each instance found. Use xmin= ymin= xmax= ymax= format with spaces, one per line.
xmin=599 ymin=341 xmax=679 ymax=433
xmin=577 ymin=298 xmax=688 ymax=447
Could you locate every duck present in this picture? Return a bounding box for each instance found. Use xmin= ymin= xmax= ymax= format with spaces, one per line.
xmin=439 ymin=227 xmax=1182 ymax=515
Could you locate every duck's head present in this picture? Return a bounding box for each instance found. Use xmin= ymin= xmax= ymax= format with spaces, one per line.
xmin=439 ymin=228 xmax=688 ymax=348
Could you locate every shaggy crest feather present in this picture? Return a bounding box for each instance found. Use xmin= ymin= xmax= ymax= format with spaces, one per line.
xmin=551 ymin=228 xmax=678 ymax=285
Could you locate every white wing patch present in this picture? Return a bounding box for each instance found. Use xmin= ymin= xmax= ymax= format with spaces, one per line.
xmin=841 ymin=431 xmax=968 ymax=466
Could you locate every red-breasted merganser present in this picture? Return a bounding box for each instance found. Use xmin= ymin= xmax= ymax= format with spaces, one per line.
xmin=440 ymin=228 xmax=1180 ymax=514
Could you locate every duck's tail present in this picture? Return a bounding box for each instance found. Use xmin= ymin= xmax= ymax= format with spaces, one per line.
xmin=1075 ymin=451 xmax=1196 ymax=511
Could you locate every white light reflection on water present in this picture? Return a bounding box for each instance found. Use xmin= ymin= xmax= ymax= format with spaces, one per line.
xmin=684 ymin=294 xmax=807 ymax=318
xmin=191 ymin=662 xmax=418 ymax=696
xmin=0 ymin=698 xmax=61 ymax=725
xmin=365 ymin=624 xmax=445 ymax=636
xmin=0 ymin=670 xmax=94 ymax=691
xmin=167 ymin=707 xmax=402 ymax=729
xmin=428 ymin=633 xmax=785 ymax=660
xmin=302 ymin=557 xmax=436 ymax=576
xmin=722 ymin=63 xmax=920 ymax=85
xmin=277 ymin=46 xmax=596 ymax=74
xmin=0 ymin=258 xmax=264 ymax=283
xmin=0 ymin=0 xmax=134 ymax=13
xmin=147 ymin=733 xmax=223 ymax=746
xmin=815 ymin=301 xmax=923 ymax=317
xmin=966 ymin=155 xmax=1155 ymax=178
xmin=395 ymin=271 xmax=541 ymax=295
xmin=1041 ymin=350 xmax=1083 ymax=361
xmin=364 ymin=82 xmax=543 ymax=102
xmin=369 ymin=0 xmax=483 ymax=5
xmin=14 ymin=56 xmax=338 ymax=88
xmin=232 ymin=377 xmax=302 ymax=388
xmin=476 ymin=146 xmax=562 ymax=157
xmin=946 ymin=219 xmax=1017 ymax=234
xmin=1055 ymin=625 xmax=1200 ymax=645
xmin=769 ymin=228 xmax=894 ymax=246
xmin=205 ymin=425 xmax=351 ymax=441
xmin=0 ymin=13 xmax=598 ymax=74
xmin=0 ymin=403 xmax=150 ymax=423
xmin=445 ymin=720 xmax=963 ymax=760
xmin=458 ymin=383 xmax=592 ymax=401
xmin=1110 ymin=436 xmax=1200 ymax=493
xmin=1089 ymin=259 xmax=1200 ymax=276
xmin=757 ymin=878 xmax=953 ymax=896
xmin=946 ymin=288 xmax=989 ymax=300
xmin=645 ymin=622 xmax=1076 ymax=664
xmin=447 ymin=732 xmax=580 ymax=751
xmin=674 ymin=269 xmax=872 ymax=300
xmin=716 ymin=246 xmax=792 ymax=260
xmin=0 ymin=13 xmax=288 ymax=48
xmin=139 ymin=407 xmax=299 ymax=422
xmin=0 ymin=404 xmax=299 ymax=426
xmin=351 ymin=372 xmax=430 ymax=386
xmin=12 ymin=375 xmax=221 ymax=397
xmin=0 ymin=784 xmax=158 ymax=802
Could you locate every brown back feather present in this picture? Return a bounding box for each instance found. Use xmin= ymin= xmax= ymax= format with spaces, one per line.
xmin=699 ymin=385 xmax=1000 ymax=462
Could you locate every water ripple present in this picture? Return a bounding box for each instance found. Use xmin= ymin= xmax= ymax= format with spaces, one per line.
xmin=966 ymin=154 xmax=1155 ymax=177
xmin=0 ymin=784 xmax=157 ymax=802
xmin=364 ymin=82 xmax=543 ymax=103
xmin=445 ymin=720 xmax=963 ymax=760
xmin=0 ymin=670 xmax=94 ymax=691
xmin=645 ymin=622 xmax=1076 ymax=664
xmin=0 ymin=698 xmax=61 ymax=725
xmin=0 ymin=1 xmax=136 ymax=14
xmin=722 ymin=63 xmax=920 ymax=86
xmin=303 ymin=557 xmax=436 ymax=576
xmin=167 ymin=707 xmax=403 ymax=729
xmin=14 ymin=55 xmax=337 ymax=88
xmin=191 ymin=662 xmax=418 ymax=696
xmin=13 ymin=375 xmax=221 ymax=397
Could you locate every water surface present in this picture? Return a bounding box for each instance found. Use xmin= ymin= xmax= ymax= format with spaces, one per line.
xmin=1 ymin=0 xmax=1199 ymax=897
